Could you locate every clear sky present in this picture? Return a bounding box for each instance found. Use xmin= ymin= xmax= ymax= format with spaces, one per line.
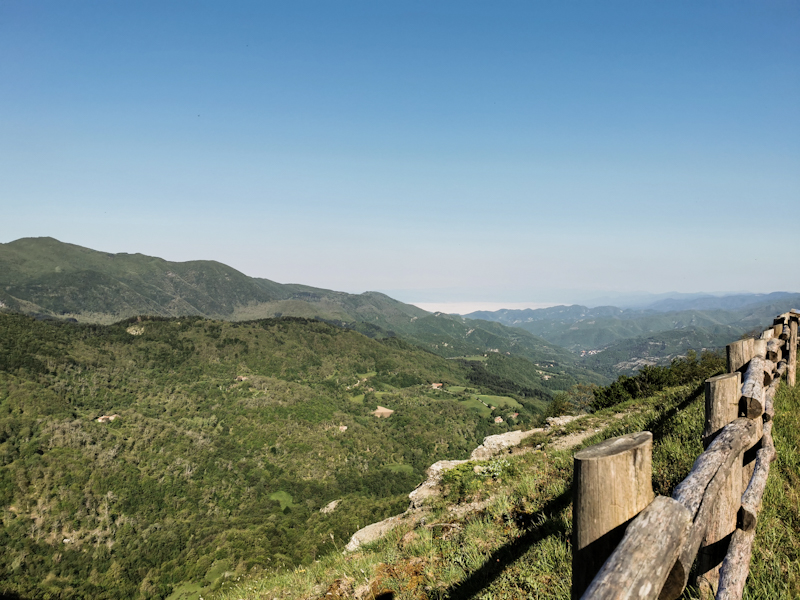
xmin=2 ymin=1 xmax=798 ymax=310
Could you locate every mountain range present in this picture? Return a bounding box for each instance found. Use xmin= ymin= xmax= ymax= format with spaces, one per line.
xmin=465 ymin=292 xmax=800 ymax=374
xmin=3 ymin=237 xmax=798 ymax=379
xmin=0 ymin=237 xmax=605 ymax=387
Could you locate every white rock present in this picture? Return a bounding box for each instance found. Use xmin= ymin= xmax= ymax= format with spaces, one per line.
xmin=320 ymin=500 xmax=339 ymax=514
xmin=408 ymin=459 xmax=467 ymax=509
xmin=469 ymin=428 xmax=545 ymax=461
xmin=344 ymin=515 xmax=402 ymax=551
xmin=545 ymin=415 xmax=582 ymax=428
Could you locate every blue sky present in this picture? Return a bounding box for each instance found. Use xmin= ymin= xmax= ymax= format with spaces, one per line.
xmin=1 ymin=1 xmax=798 ymax=310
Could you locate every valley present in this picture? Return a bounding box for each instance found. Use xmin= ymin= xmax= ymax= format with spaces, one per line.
xmin=1 ymin=237 xmax=798 ymax=599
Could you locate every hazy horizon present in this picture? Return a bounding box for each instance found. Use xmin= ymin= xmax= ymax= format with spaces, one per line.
xmin=2 ymin=3 xmax=798 ymax=301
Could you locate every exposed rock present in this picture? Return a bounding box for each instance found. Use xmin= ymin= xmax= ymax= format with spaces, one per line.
xmin=345 ymin=424 xmax=560 ymax=552
xmin=448 ymin=498 xmax=492 ymax=519
xmin=96 ymin=414 xmax=120 ymax=424
xmin=469 ymin=428 xmax=545 ymax=461
xmin=320 ymin=500 xmax=339 ymax=514
xmin=408 ymin=459 xmax=468 ymax=509
xmin=324 ymin=576 xmax=355 ymax=599
xmin=344 ymin=515 xmax=403 ymax=551
xmin=545 ymin=415 xmax=583 ymax=428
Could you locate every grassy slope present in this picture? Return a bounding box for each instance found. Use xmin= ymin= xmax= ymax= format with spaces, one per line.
xmin=217 ymin=368 xmax=800 ymax=600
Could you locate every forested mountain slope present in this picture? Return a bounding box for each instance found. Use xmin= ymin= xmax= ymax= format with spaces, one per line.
xmin=467 ymin=293 xmax=800 ymax=375
xmin=0 ymin=313 xmax=556 ymax=599
xmin=0 ymin=237 xmax=606 ymax=388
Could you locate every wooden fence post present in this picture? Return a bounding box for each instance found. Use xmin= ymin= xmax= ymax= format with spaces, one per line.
xmin=702 ymin=372 xmax=741 ymax=448
xmin=696 ymin=373 xmax=742 ymax=596
xmin=726 ymin=339 xmax=753 ymax=375
xmin=789 ymin=319 xmax=797 ymax=387
xmin=572 ymin=432 xmax=654 ymax=600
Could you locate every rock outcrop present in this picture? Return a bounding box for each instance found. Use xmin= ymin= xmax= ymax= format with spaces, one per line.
xmin=408 ymin=459 xmax=468 ymax=509
xmin=343 ymin=416 xmax=590 ymax=551
xmin=469 ymin=428 xmax=544 ymax=461
xmin=345 ymin=425 xmax=557 ymax=551
xmin=344 ymin=515 xmax=404 ymax=552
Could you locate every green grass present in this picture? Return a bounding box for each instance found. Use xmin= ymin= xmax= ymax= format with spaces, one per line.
xmin=473 ymin=394 xmax=523 ymax=409
xmin=268 ymin=491 xmax=294 ymax=511
xmin=165 ymin=581 xmax=203 ymax=600
xmin=385 ymin=463 xmax=415 ymax=475
xmin=205 ymin=560 xmax=231 ymax=583
xmin=743 ymin=378 xmax=800 ymax=598
xmin=455 ymin=392 xmax=522 ymax=418
xmin=459 ymin=398 xmax=493 ymax=417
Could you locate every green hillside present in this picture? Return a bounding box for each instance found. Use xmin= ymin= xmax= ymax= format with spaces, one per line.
xmin=0 ymin=237 xmax=425 ymax=327
xmin=0 ymin=237 xmax=607 ymax=388
xmin=581 ymin=326 xmax=744 ymax=375
xmin=0 ymin=313 xmax=554 ymax=599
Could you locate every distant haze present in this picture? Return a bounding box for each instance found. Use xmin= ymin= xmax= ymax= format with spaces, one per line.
xmin=1 ymin=2 xmax=798 ymax=301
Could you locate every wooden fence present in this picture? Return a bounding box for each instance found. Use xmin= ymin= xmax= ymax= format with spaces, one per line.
xmin=572 ymin=309 xmax=799 ymax=600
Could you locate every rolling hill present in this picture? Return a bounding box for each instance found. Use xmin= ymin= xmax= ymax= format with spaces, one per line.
xmin=0 ymin=237 xmax=608 ymax=390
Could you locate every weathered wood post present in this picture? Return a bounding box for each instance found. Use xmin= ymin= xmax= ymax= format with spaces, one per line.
xmin=696 ymin=373 xmax=742 ymax=596
xmin=789 ymin=318 xmax=798 ymax=387
xmin=702 ymin=372 xmax=741 ymax=447
xmin=572 ymin=432 xmax=654 ymax=599
xmin=726 ymin=339 xmax=753 ymax=375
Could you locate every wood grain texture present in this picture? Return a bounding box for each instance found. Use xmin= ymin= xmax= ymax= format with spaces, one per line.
xmin=766 ymin=338 xmax=784 ymax=363
xmin=572 ymin=432 xmax=654 ymax=599
xmin=789 ymin=319 xmax=797 ymax=388
xmin=672 ymin=419 xmax=757 ymax=517
xmin=741 ymin=416 xmax=763 ymax=496
xmin=660 ymin=419 xmax=757 ymax=599
xmin=581 ymin=496 xmax=692 ymax=600
xmin=696 ymin=374 xmax=742 ymax=595
xmin=726 ymin=339 xmax=753 ymax=375
xmin=739 ymin=421 xmax=775 ymax=532
xmin=740 ymin=357 xmax=768 ymax=419
xmin=716 ymin=528 xmax=756 ymax=600
xmin=702 ymin=373 xmax=741 ymax=448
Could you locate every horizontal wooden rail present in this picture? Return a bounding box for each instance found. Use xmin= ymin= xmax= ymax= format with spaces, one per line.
xmin=574 ymin=311 xmax=798 ymax=600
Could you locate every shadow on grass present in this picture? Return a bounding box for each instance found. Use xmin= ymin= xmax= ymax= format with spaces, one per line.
xmin=441 ymin=382 xmax=707 ymax=600
xmin=442 ymin=487 xmax=572 ymax=600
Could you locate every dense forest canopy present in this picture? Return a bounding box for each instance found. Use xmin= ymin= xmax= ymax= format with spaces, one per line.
xmin=0 ymin=313 xmax=551 ymax=599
